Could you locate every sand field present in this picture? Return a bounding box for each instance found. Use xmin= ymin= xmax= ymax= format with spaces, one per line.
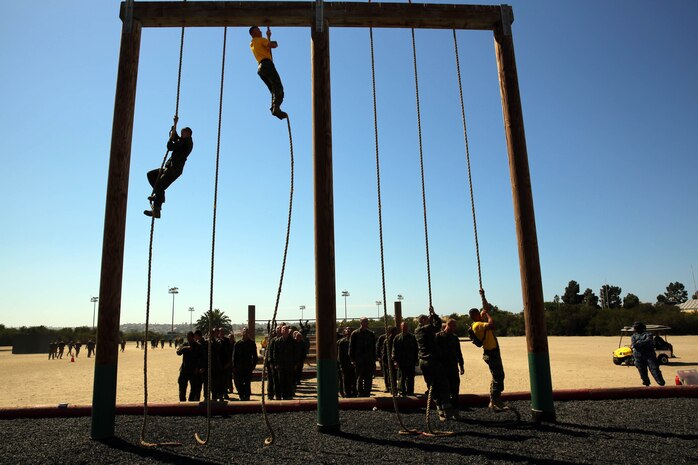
xmin=1 ymin=336 xmax=696 ymax=408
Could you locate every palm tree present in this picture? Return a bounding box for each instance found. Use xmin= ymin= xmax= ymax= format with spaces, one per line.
xmin=195 ymin=308 xmax=232 ymax=333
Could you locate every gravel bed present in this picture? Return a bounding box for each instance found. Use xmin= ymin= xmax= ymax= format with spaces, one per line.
xmin=1 ymin=398 xmax=697 ymax=465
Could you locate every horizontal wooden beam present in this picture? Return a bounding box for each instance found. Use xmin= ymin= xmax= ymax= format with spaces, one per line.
xmin=122 ymin=2 xmax=507 ymax=30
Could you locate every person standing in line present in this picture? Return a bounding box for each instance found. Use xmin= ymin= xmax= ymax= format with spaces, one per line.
xmin=271 ymin=325 xmax=300 ymax=400
xmin=209 ymin=328 xmax=227 ymax=402
xmin=349 ymin=317 xmax=376 ymax=397
xmin=176 ymin=331 xmax=201 ymax=401
xmin=193 ymin=330 xmax=207 ymax=401
xmin=224 ymin=331 xmax=236 ymax=398
xmin=376 ymin=331 xmax=388 ymax=392
xmin=378 ymin=326 xmax=398 ymax=394
xmin=468 ymin=289 xmax=507 ymax=411
xmin=436 ymin=318 xmax=465 ymax=417
xmin=337 ymin=327 xmax=357 ymax=398
xmin=264 ymin=328 xmax=279 ymax=400
xmin=392 ymin=321 xmax=418 ymax=396
xmin=630 ymin=322 xmax=666 ymax=387
xmin=293 ymin=330 xmax=308 ymax=387
xmin=416 ymin=310 xmax=455 ymax=421
xmin=233 ymin=327 xmax=258 ymax=401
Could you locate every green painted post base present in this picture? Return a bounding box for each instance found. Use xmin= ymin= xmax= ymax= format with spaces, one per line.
xmin=90 ymin=364 xmax=118 ymax=439
xmin=527 ymin=352 xmax=556 ymax=423
xmin=316 ymin=358 xmax=340 ymax=433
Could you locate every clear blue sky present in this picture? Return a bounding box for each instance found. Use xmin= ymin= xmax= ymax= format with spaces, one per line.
xmin=1 ymin=1 xmax=696 ymax=328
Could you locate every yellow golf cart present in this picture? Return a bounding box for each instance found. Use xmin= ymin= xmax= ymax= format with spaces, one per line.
xmin=612 ymin=324 xmax=674 ymax=366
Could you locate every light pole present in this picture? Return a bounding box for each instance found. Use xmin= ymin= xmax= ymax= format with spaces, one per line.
xmin=397 ymin=294 xmax=404 ymax=303
xmin=168 ymin=287 xmax=179 ymax=333
xmin=91 ymin=296 xmax=98 ymax=330
xmin=375 ymin=300 xmax=382 ymax=318
xmin=300 ymin=305 xmax=306 ymax=320
xmin=188 ymin=307 xmax=195 ymax=330
xmin=341 ymin=290 xmax=350 ymax=321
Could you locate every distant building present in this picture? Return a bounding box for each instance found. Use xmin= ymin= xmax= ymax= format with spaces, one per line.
xmin=678 ymin=299 xmax=698 ymax=313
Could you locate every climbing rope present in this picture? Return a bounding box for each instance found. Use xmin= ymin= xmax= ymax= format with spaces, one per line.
xmin=140 ymin=3 xmax=187 ymax=447
xmin=260 ymin=114 xmax=295 ymax=447
xmin=195 ymin=25 xmax=228 ymax=446
xmin=452 ymin=30 xmax=483 ymax=291
xmin=453 ymin=30 xmax=519 ymax=422
xmin=405 ymin=5 xmax=453 ymax=436
xmin=409 ymin=27 xmax=434 ymax=311
xmin=367 ymin=19 xmax=420 ymax=436
xmin=149 ymin=0 xmax=187 ymax=206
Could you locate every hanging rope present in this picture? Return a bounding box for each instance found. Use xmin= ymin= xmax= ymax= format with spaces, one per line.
xmin=195 ymin=25 xmax=228 ymax=446
xmin=149 ymin=0 xmax=187 ymax=206
xmin=140 ymin=5 xmax=187 ymax=447
xmin=452 ymin=30 xmax=483 ymax=292
xmin=409 ymin=28 xmax=434 ymax=311
xmin=404 ymin=5 xmax=453 ymax=436
xmin=453 ymin=30 xmax=518 ymax=421
xmin=260 ymin=114 xmax=295 ymax=447
xmin=367 ymin=19 xmax=420 ymax=437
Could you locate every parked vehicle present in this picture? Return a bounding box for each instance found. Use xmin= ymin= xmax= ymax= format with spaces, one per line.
xmin=612 ymin=324 xmax=674 ymax=366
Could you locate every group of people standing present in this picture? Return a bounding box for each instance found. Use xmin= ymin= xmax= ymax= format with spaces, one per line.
xmin=177 ymin=327 xmax=260 ymax=402
xmin=263 ymin=322 xmax=310 ymax=400
xmin=337 ymin=290 xmax=507 ymax=422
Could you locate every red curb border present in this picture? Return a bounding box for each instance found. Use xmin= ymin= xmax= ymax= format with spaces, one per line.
xmin=1 ymin=385 xmax=695 ymax=419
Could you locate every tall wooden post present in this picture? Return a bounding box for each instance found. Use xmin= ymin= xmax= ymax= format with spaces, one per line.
xmin=90 ymin=10 xmax=142 ymax=439
xmin=394 ymin=301 xmax=403 ymax=328
xmin=248 ymin=305 xmax=256 ymax=338
xmin=494 ymin=6 xmax=555 ymax=422
xmin=312 ymin=21 xmax=340 ymax=433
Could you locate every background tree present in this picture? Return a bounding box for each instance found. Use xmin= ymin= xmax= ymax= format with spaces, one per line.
xmin=599 ymin=284 xmax=622 ymax=309
xmin=623 ymin=293 xmax=640 ymax=309
xmin=195 ymin=308 xmax=232 ymax=333
xmin=562 ymin=280 xmax=583 ymax=305
xmin=693 ymin=290 xmax=698 ymax=300
xmin=657 ymin=282 xmax=688 ymax=305
xmin=582 ymin=288 xmax=599 ymax=308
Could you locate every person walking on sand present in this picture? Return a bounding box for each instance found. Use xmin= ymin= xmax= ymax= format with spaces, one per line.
xmin=630 ymin=321 xmax=665 ymax=387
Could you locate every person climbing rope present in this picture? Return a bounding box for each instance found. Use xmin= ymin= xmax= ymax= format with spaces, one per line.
xmin=249 ymin=26 xmax=287 ymax=120
xmin=469 ymin=289 xmax=508 ymax=411
xmin=144 ymin=117 xmax=193 ymax=219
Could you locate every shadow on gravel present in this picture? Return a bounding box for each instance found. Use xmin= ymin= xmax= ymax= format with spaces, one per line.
xmin=336 ymin=430 xmax=582 ymax=465
xmin=553 ymin=421 xmax=698 ymax=441
xmin=96 ymin=437 xmax=213 ymax=465
xmin=452 ymin=419 xmax=529 ymax=435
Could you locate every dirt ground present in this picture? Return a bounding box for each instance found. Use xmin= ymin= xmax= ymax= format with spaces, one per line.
xmin=1 ymin=336 xmax=696 ymax=408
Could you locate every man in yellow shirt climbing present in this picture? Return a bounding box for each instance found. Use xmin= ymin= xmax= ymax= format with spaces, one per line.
xmin=469 ymin=289 xmax=508 ymax=411
xmin=249 ymin=26 xmax=287 ymax=120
